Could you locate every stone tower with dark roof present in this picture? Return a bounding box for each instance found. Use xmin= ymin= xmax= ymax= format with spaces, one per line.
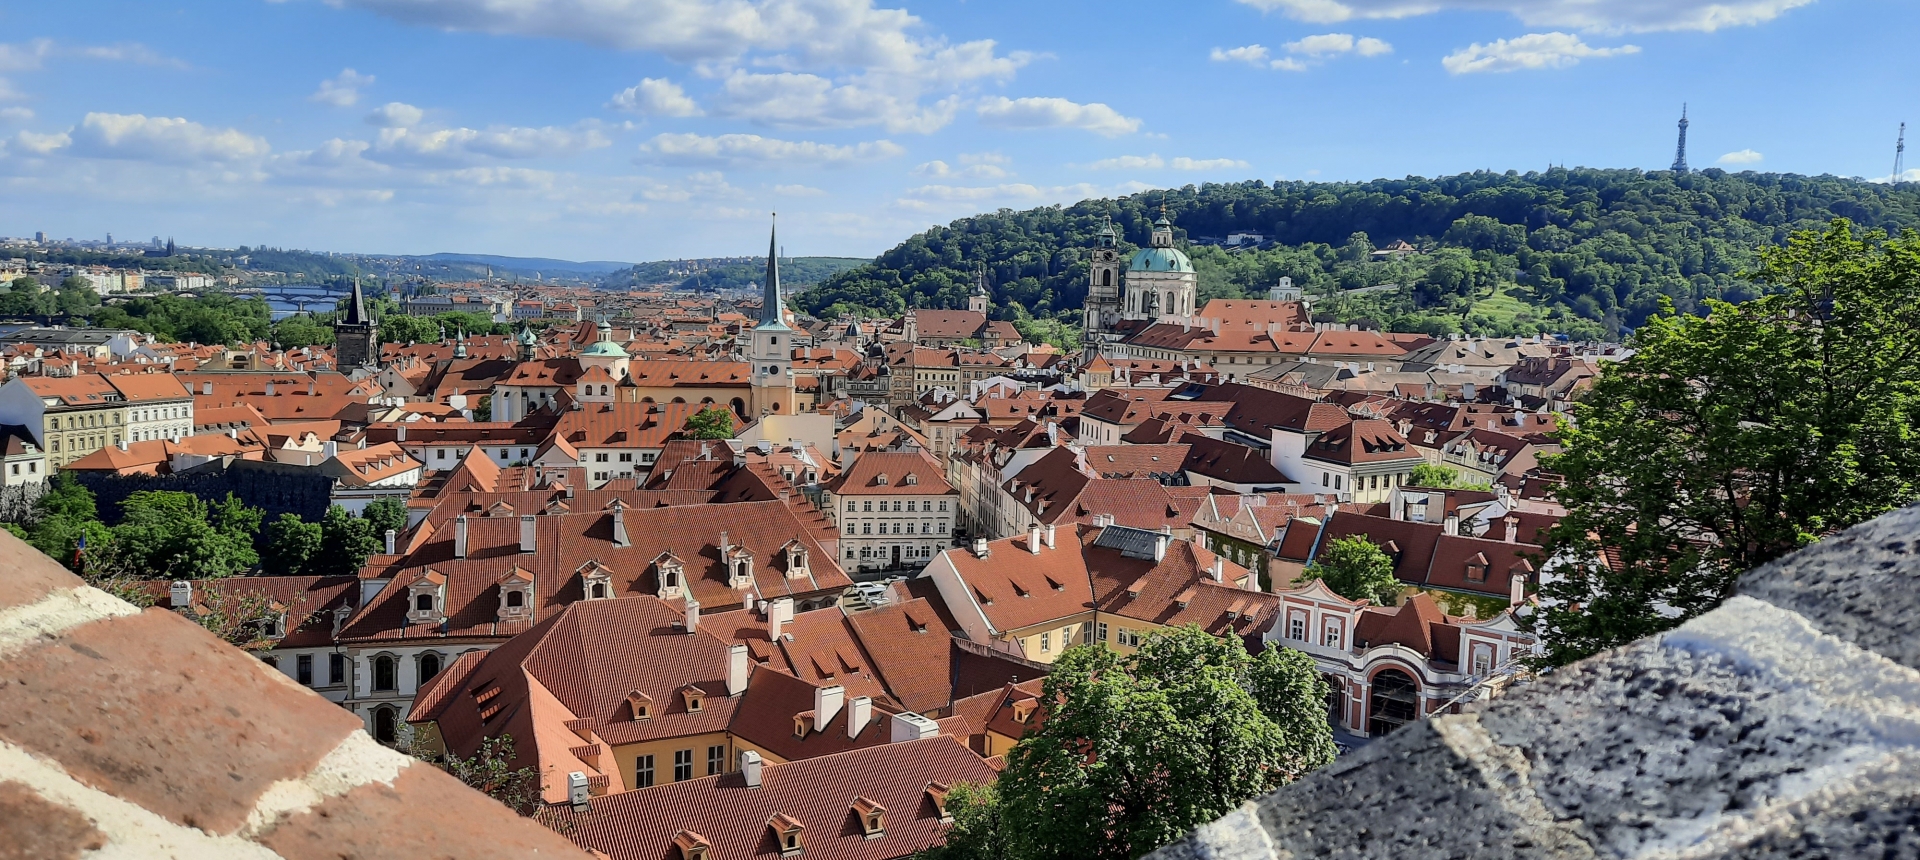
xmin=333 ymin=277 xmax=380 ymax=370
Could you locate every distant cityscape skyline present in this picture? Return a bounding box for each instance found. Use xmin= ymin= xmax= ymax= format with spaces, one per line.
xmin=0 ymin=0 xmax=1913 ymax=261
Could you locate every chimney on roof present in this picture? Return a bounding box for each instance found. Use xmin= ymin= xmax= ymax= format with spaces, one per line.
xmin=1210 ymin=556 xmax=1224 ymax=582
xmin=1444 ymin=510 xmax=1460 ymax=536
xmin=768 ymin=597 xmax=792 ymax=640
xmin=454 ymin=515 xmax=469 ymax=559
xmin=265 ymin=382 xmax=274 ymax=396
xmin=847 ymin=695 xmax=872 ymax=739
xmin=685 ymin=596 xmax=700 ymax=635
xmin=169 ymin=580 xmax=191 ymax=608
xmin=1043 ymin=523 xmax=1056 ymax=549
xmin=567 ymin=772 xmax=590 ymax=812
xmin=815 ymin=684 xmax=845 ymax=728
xmin=891 ymin=711 xmax=940 ymax=743
xmin=611 ymin=508 xmax=630 ymax=548
xmin=739 ymin=750 xmax=763 ymax=788
xmin=519 ymin=515 xmax=536 ymax=553
xmin=1153 ymin=532 xmax=1169 ymax=563
xmin=1028 ymin=524 xmax=1041 ymax=555
xmin=971 ymin=537 xmax=989 ymax=559
xmin=727 ymin=643 xmax=749 ymax=696
xmin=322 ymin=440 xmax=338 ymax=460
xmin=384 ymin=528 xmax=397 ymax=555
xmin=201 ymin=382 xmax=212 ymax=395
xmin=117 ymin=439 xmax=128 ymax=452
xmin=1504 ymin=516 xmax=1519 ymax=544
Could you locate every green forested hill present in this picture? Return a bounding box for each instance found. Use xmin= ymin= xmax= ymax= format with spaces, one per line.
xmin=794 ymin=168 xmax=1920 ymax=340
xmin=610 ymin=256 xmax=866 ymax=291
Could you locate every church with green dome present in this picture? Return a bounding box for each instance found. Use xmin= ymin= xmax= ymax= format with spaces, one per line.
xmin=1082 ymin=212 xmax=1197 ymax=354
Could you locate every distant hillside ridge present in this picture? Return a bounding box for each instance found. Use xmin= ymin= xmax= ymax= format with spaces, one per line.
xmin=794 ymin=168 xmax=1920 ymax=340
xmin=407 ymin=253 xmax=634 ymax=274
xmin=610 ymin=256 xmax=868 ymax=291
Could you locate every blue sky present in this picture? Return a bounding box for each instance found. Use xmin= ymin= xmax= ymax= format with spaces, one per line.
xmin=0 ymin=0 xmax=1913 ymax=262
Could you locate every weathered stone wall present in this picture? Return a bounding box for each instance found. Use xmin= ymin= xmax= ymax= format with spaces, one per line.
xmin=0 ymin=532 xmax=587 ymax=859
xmin=1148 ymin=503 xmax=1920 ymax=860
xmin=77 ymin=459 xmax=335 ymax=525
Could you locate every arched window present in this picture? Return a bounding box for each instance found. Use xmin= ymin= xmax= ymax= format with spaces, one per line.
xmin=731 ymin=398 xmax=747 ymax=418
xmin=1101 ymin=269 xmax=1112 ymax=287
xmin=672 ymin=397 xmax=686 ymax=404
xmin=1367 ymin=669 xmax=1420 ymax=737
xmin=373 ymin=706 xmax=398 ymax=744
xmin=414 ymin=593 xmax=434 ymax=612
xmin=373 ymin=655 xmax=397 ymax=691
xmin=600 ymin=385 xmax=609 ymax=395
xmin=419 ymin=652 xmax=442 ymax=684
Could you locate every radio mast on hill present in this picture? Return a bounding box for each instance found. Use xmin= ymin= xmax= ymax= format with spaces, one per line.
xmin=1895 ymin=123 xmax=1907 ymax=182
xmin=1672 ymin=105 xmax=1691 ymax=174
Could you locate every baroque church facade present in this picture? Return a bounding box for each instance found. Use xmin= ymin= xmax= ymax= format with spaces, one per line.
xmin=1083 ymin=213 xmax=1197 ymax=355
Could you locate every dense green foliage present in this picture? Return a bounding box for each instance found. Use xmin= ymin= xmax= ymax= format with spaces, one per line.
xmin=925 ymin=626 xmax=1333 ymax=860
xmin=681 ymin=406 xmax=738 ymax=440
xmin=231 ymin=246 xmax=368 ymax=282
xmin=1296 ymin=535 xmax=1402 ymax=605
xmin=1533 ymin=220 xmax=1920 ymax=666
xmin=262 ymin=513 xmax=324 ymax=577
xmin=93 ymin=292 xmax=275 ymax=344
xmin=413 ymin=734 xmax=543 ymax=816
xmin=1408 ymin=462 xmax=1489 ymax=490
xmin=797 ymin=169 xmax=1920 ymax=340
xmin=16 ymin=246 xmax=221 ymax=275
xmin=379 ymin=310 xmax=508 ymax=343
xmin=611 ymin=256 xmax=866 ymax=291
xmin=0 ymin=276 xmax=102 ymax=320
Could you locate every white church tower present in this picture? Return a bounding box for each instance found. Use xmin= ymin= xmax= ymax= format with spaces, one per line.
xmin=749 ymin=216 xmax=796 ymax=416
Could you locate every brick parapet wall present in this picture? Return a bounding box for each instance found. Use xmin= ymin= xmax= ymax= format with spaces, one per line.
xmin=1148 ymin=503 xmax=1920 ymax=860
xmin=0 ymin=531 xmax=588 ymax=860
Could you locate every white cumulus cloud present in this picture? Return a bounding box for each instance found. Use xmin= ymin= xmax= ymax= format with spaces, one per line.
xmin=365 ymin=102 xmax=425 ymax=128
xmin=1172 ymin=156 xmax=1251 ymax=171
xmin=913 ymin=156 xmax=1008 ymax=178
xmin=1211 ymin=45 xmax=1271 ymax=66
xmin=1442 ymin=32 xmax=1640 ymax=74
xmin=1717 ymin=149 xmax=1763 ymax=165
xmin=1087 ymin=154 xmax=1164 ymax=170
xmin=66 ymin=113 xmax=270 ymax=163
xmin=713 ymin=71 xmax=957 ymax=133
xmin=637 ymin=132 xmax=904 ymax=168
xmin=311 ymin=68 xmax=376 ymax=107
xmin=9 ymin=129 xmax=70 ymax=156
xmin=370 ymin=123 xmax=610 ymax=164
xmin=976 ymin=97 xmax=1140 ymax=137
xmin=773 ymin=183 xmax=828 ymax=197
xmin=1234 ymin=0 xmax=1814 ymax=34
xmin=610 ymin=78 xmax=703 ymax=117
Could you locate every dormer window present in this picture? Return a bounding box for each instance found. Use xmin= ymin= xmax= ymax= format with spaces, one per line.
xmin=672 ymin=830 xmax=711 ymax=860
xmin=1011 ymin=699 xmax=1036 ymax=723
xmin=784 ymin=542 xmax=809 ymax=580
xmin=852 ymin=797 xmax=886 ymax=838
xmin=654 ymin=552 xmax=686 ymax=599
xmin=728 ymin=548 xmax=754 ymax=589
xmin=768 ymin=814 xmax=804 ymax=857
xmin=926 ymin=782 xmax=953 ymax=823
xmin=628 ymin=689 xmax=653 ymax=721
xmin=498 ymin=568 xmax=535 ymax=622
xmin=681 ymin=685 xmax=706 ymax=713
xmin=793 ymin=714 xmax=811 ymax=738
xmin=904 ymin=473 xmax=918 ymax=486
xmin=406 ymin=572 xmax=447 ymax=625
xmin=875 ymin=473 xmax=889 ymax=486
xmin=580 ymin=561 xmax=613 ymax=601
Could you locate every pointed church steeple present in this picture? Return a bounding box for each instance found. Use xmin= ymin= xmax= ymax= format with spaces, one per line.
xmin=344 ymin=277 xmax=370 ymax=325
xmin=757 ymin=216 xmax=790 ymax=331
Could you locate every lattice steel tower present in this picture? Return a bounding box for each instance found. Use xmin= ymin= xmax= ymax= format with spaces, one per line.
xmin=1895 ymin=123 xmax=1907 ymax=182
xmin=1672 ymin=105 xmax=1691 ymax=174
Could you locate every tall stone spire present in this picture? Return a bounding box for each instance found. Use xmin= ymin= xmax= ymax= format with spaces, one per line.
xmin=758 ymin=215 xmax=789 ymax=330
xmin=344 ymin=277 xmax=370 ymax=325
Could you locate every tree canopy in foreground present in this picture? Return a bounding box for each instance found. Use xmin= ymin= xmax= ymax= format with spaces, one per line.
xmin=1534 ymin=220 xmax=1920 ymax=666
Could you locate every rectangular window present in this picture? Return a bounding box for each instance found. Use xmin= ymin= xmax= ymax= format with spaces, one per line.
xmin=1334 ymin=474 xmax=1343 ymax=490
xmin=939 ymin=501 xmax=948 ymax=511
xmin=673 ymin=749 xmax=693 ymax=782
xmin=863 ymin=501 xmax=873 ymax=512
xmin=862 ymin=523 xmax=871 ymax=535
xmin=595 ymin=453 xmax=609 ymax=463
xmin=847 ymin=500 xmax=856 ymax=511
xmin=1289 ymin=616 xmax=1305 ymax=641
xmin=708 ymin=744 xmax=726 ymax=775
xmin=1097 ymin=622 xmax=1109 ymax=642
xmin=329 ymin=653 xmax=345 ymax=684
xmin=1040 ymin=632 xmax=1051 ymax=652
xmin=296 ymin=654 xmax=313 ymax=685
xmin=635 ymin=755 xmax=655 ymax=788
xmin=906 ymin=500 xmax=916 ymax=512
xmin=438 ymin=449 xmax=447 ymax=460
xmin=1323 ymin=620 xmax=1341 ymax=649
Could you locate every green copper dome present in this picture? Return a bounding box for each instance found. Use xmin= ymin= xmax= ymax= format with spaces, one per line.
xmin=1128 ymin=246 xmax=1193 ymax=274
xmin=581 ymin=339 xmax=629 ymax=357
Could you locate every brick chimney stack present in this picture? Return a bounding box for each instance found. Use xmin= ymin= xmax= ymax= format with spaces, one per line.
xmin=728 ymin=644 xmax=749 ymax=696
xmin=815 ymin=684 xmax=845 ymax=728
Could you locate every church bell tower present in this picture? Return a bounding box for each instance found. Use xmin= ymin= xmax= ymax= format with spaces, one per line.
xmin=749 ymin=216 xmax=796 ymax=416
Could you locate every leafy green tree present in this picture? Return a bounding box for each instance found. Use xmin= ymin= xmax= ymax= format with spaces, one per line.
xmin=183 ymin=586 xmax=303 ymax=651
xmin=261 ymin=513 xmax=323 ymax=576
xmin=22 ymin=474 xmax=110 ymax=574
xmin=949 ymin=626 xmax=1332 ymax=860
xmin=913 ymin=782 xmax=1008 ymax=860
xmin=311 ymin=505 xmax=381 ymax=577
xmin=1533 ymin=221 xmax=1920 ymax=667
xmin=363 ymin=498 xmax=407 ymax=542
xmin=681 ymin=406 xmax=737 ymax=440
xmin=380 ymin=314 xmax=441 ymax=345
xmin=1408 ymin=462 xmax=1489 ymax=489
xmin=473 ymin=395 xmax=492 ymax=423
xmin=412 ymin=734 xmax=543 ymax=816
xmin=111 ymin=491 xmax=256 ymax=578
xmin=273 ymin=316 xmax=335 ymax=349
xmin=1297 ymin=535 xmax=1401 ymax=605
